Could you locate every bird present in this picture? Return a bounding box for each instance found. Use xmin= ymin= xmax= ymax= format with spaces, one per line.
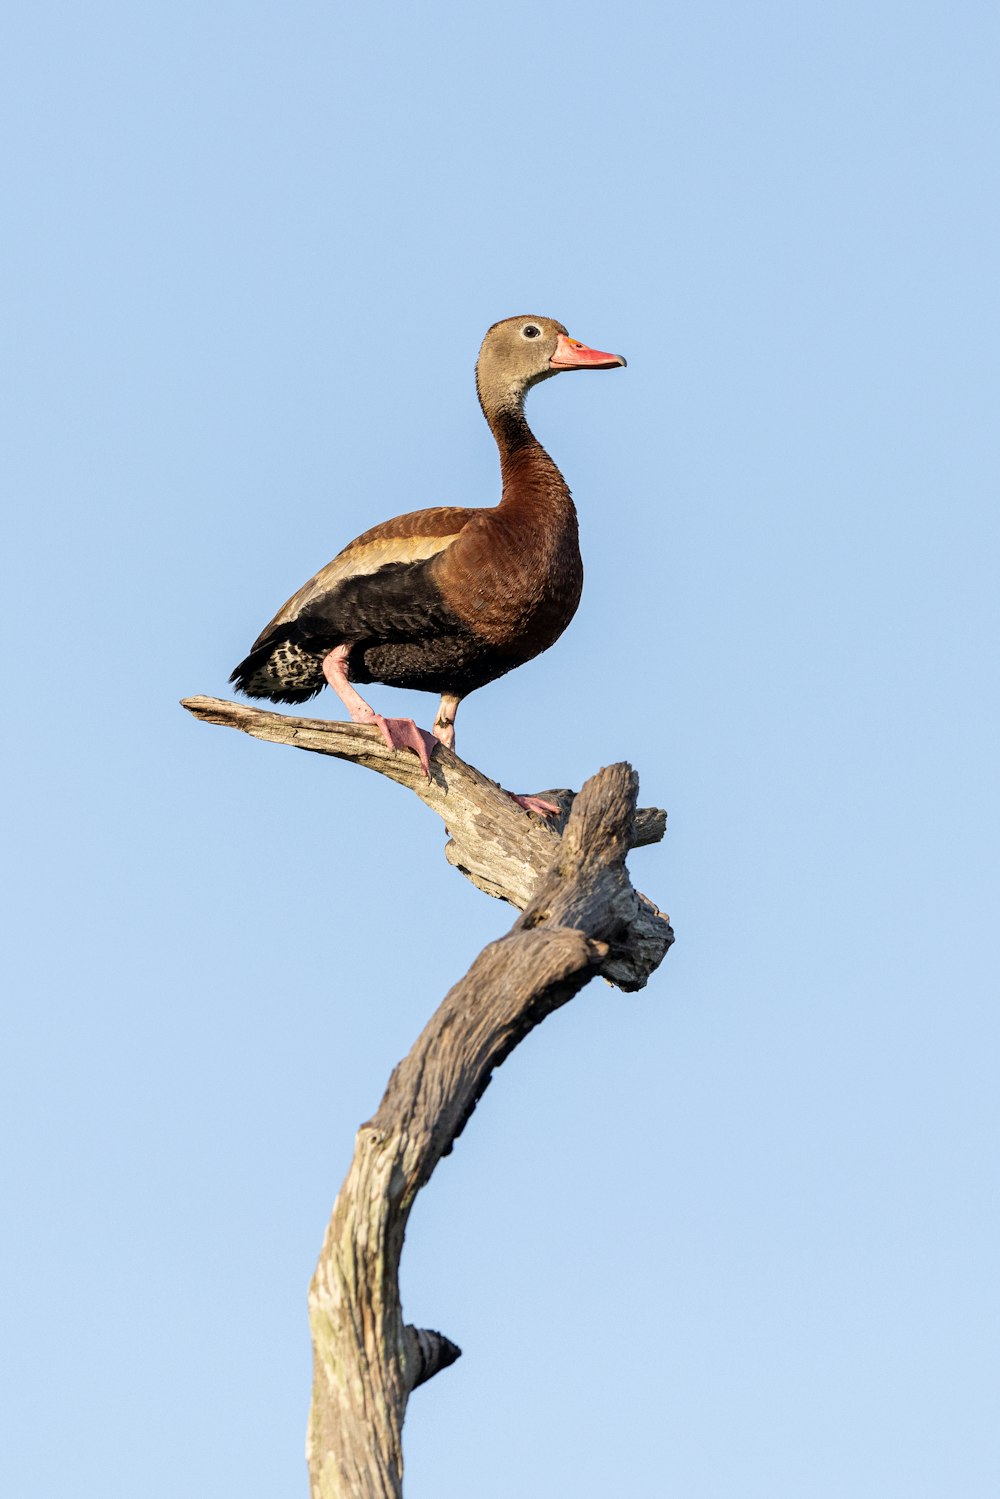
xmin=230 ymin=314 xmax=626 ymax=809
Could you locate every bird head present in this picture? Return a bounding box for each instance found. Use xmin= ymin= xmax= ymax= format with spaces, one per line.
xmin=476 ymin=315 xmax=626 ymax=420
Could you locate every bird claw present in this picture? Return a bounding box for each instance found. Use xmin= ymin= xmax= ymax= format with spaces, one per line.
xmin=372 ymin=715 xmax=436 ymax=777
xmin=507 ymin=791 xmax=561 ymax=817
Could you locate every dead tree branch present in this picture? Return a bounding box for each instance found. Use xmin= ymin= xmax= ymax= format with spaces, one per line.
xmin=182 ymin=696 xmax=670 ymax=988
xmin=182 ymin=698 xmax=673 ymax=1497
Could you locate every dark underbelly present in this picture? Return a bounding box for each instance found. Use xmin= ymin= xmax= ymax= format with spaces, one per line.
xmin=242 ymin=550 xmax=581 ymax=702
xmin=352 ymin=632 xmax=519 ymax=697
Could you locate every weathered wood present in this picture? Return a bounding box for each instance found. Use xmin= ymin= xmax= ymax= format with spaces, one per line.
xmin=182 ymin=697 xmax=673 ymax=1497
xmin=304 ymin=763 xmax=668 ymax=1499
xmin=181 ymin=696 xmax=671 ymax=990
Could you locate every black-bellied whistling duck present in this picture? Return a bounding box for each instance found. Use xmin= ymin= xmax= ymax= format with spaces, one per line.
xmin=230 ymin=315 xmax=626 ymax=810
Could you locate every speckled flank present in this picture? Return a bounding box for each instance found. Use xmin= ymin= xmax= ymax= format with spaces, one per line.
xmin=236 ymin=639 xmax=328 ymax=702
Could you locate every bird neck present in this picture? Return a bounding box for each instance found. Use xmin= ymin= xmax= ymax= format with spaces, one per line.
xmin=487 ymin=398 xmax=574 ymax=520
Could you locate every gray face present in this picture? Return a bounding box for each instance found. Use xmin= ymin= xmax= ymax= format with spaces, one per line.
xmin=476 ymin=315 xmax=570 ymax=412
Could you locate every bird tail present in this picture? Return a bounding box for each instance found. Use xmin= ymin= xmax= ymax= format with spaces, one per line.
xmin=229 ymin=638 xmax=326 ymax=705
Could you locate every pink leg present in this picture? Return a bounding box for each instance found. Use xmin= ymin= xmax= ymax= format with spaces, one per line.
xmin=432 ymin=689 xmax=557 ymax=814
xmin=432 ymin=693 xmax=461 ymax=750
xmin=322 ymin=647 xmax=436 ymax=778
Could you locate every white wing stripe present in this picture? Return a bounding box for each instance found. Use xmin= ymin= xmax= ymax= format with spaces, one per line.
xmin=262 ymin=532 xmax=462 ymax=635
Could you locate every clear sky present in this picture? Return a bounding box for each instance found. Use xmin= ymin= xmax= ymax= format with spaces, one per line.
xmin=3 ymin=2 xmax=998 ymax=1495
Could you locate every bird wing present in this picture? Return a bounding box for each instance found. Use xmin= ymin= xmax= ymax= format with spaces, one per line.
xmin=252 ymin=505 xmax=479 ymax=648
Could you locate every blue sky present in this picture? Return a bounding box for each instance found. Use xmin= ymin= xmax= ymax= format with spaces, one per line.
xmin=3 ymin=2 xmax=998 ymax=1494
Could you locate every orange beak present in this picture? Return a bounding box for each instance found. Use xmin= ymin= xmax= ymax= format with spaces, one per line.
xmin=549 ymin=333 xmax=627 ymax=370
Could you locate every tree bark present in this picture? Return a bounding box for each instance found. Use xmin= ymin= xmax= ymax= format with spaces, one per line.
xmin=181 ymin=697 xmax=670 ymax=989
xmin=182 ymin=699 xmax=673 ymax=1496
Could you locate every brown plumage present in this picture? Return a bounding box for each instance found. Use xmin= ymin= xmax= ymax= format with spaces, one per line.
xmin=231 ymin=315 xmax=625 ymax=780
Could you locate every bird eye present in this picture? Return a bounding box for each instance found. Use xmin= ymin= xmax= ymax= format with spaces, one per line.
xmin=522 ymin=324 xmax=541 ymax=339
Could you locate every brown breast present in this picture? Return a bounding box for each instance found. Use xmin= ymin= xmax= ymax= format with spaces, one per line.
xmin=434 ymin=443 xmax=583 ymax=661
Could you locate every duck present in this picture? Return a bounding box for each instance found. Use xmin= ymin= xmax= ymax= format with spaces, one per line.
xmin=230 ymin=315 xmax=626 ymax=807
